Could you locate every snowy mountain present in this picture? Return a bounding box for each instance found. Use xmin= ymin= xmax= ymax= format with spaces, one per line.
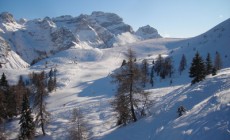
xmin=0 ymin=36 xmax=28 ymax=69
xmin=135 ymin=25 xmax=162 ymax=39
xmin=0 ymin=11 xmax=157 ymax=66
xmin=0 ymin=11 xmax=229 ymax=140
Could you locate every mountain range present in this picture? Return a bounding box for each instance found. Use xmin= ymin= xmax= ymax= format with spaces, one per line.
xmin=0 ymin=11 xmax=161 ymax=67
xmin=0 ymin=11 xmax=230 ymax=140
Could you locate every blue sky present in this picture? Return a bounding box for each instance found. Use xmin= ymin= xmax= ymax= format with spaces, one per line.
xmin=0 ymin=0 xmax=229 ymax=38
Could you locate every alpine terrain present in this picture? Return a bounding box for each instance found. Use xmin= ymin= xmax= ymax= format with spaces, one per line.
xmin=0 ymin=11 xmax=229 ymax=140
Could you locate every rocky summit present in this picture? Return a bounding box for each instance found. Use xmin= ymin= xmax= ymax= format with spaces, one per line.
xmin=0 ymin=11 xmax=161 ymax=67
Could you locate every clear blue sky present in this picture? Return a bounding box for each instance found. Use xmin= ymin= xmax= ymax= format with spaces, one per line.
xmin=0 ymin=0 xmax=230 ymax=38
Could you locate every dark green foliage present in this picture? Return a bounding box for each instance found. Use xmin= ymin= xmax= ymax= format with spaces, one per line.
xmin=205 ymin=53 xmax=213 ymax=75
xmin=189 ymin=52 xmax=206 ymax=85
xmin=19 ymin=94 xmax=35 ymax=140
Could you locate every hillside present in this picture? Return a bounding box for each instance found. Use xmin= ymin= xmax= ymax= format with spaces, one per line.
xmin=0 ymin=16 xmax=229 ymax=140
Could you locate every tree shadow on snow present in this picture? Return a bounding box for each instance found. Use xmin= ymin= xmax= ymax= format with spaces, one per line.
xmin=78 ymin=75 xmax=116 ymax=98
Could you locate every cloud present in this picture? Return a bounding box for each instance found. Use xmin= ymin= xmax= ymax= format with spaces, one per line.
xmin=218 ymin=14 xmax=223 ymax=19
xmin=163 ymin=33 xmax=171 ymax=38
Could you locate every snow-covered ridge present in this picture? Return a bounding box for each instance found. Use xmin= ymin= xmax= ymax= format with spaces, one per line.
xmin=0 ymin=11 xmax=161 ymax=66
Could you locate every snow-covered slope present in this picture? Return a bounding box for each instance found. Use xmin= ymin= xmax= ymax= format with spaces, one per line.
xmin=1 ymin=16 xmax=230 ymax=140
xmin=0 ymin=36 xmax=28 ymax=69
xmin=0 ymin=11 xmax=145 ymax=64
xmin=98 ymin=68 xmax=230 ymax=140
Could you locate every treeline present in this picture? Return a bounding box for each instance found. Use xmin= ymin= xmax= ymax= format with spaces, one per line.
xmin=112 ymin=49 xmax=223 ymax=126
xmin=0 ymin=68 xmax=57 ymax=139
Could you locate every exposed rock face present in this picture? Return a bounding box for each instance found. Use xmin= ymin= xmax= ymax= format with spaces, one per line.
xmin=51 ymin=27 xmax=77 ymax=50
xmin=0 ymin=36 xmax=28 ymax=68
xmin=0 ymin=11 xmax=160 ymax=66
xmin=0 ymin=12 xmax=16 ymax=23
xmin=90 ymin=11 xmax=134 ymax=35
xmin=135 ymin=25 xmax=161 ymax=39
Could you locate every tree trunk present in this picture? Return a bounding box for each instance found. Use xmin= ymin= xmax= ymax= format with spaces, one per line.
xmin=129 ymin=77 xmax=137 ymax=122
xmin=41 ymin=90 xmax=45 ymax=136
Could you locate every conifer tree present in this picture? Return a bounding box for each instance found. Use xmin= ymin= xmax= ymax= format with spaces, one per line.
xmin=205 ymin=53 xmax=213 ymax=75
xmin=69 ymin=108 xmax=88 ymax=140
xmin=164 ymin=57 xmax=174 ymax=78
xmin=112 ymin=49 xmax=151 ymax=125
xmin=189 ymin=52 xmax=206 ymax=85
xmin=19 ymin=94 xmax=35 ymax=140
xmin=0 ymin=73 xmax=16 ymax=118
xmin=0 ymin=90 xmax=6 ymax=122
xmin=154 ymin=54 xmax=163 ymax=76
xmin=150 ymin=65 xmax=154 ymax=87
xmin=0 ymin=73 xmax=9 ymax=91
xmin=141 ymin=59 xmax=149 ymax=87
xmin=14 ymin=76 xmax=27 ymax=114
xmin=178 ymin=54 xmax=187 ymax=75
xmin=33 ymin=71 xmax=50 ymax=136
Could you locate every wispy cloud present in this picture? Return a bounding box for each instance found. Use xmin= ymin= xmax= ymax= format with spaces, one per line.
xmin=218 ymin=14 xmax=223 ymax=19
xmin=163 ymin=33 xmax=171 ymax=38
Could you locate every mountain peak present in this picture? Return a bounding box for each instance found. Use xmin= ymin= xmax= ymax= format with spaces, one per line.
xmin=135 ymin=25 xmax=162 ymax=39
xmin=0 ymin=12 xmax=16 ymax=23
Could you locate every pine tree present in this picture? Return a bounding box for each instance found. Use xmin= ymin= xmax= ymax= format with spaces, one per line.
xmin=111 ymin=49 xmax=151 ymax=125
xmin=141 ymin=59 xmax=149 ymax=87
xmin=68 ymin=108 xmax=88 ymax=140
xmin=189 ymin=52 xmax=206 ymax=85
xmin=14 ymin=76 xmax=28 ymax=114
xmin=19 ymin=94 xmax=35 ymax=140
xmin=205 ymin=53 xmax=213 ymax=75
xmin=0 ymin=90 xmax=6 ymax=122
xmin=214 ymin=51 xmax=222 ymax=70
xmin=47 ymin=77 xmax=54 ymax=92
xmin=164 ymin=57 xmax=174 ymax=78
xmin=178 ymin=54 xmax=187 ymax=75
xmin=0 ymin=73 xmax=9 ymax=91
xmin=0 ymin=73 xmax=16 ymax=118
xmin=112 ymin=48 xmax=138 ymax=123
xmin=33 ymin=71 xmax=50 ymax=136
xmin=150 ymin=65 xmax=154 ymax=87
xmin=154 ymin=54 xmax=163 ymax=76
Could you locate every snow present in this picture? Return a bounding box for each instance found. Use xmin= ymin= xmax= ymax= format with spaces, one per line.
xmin=1 ymin=17 xmax=230 ymax=140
